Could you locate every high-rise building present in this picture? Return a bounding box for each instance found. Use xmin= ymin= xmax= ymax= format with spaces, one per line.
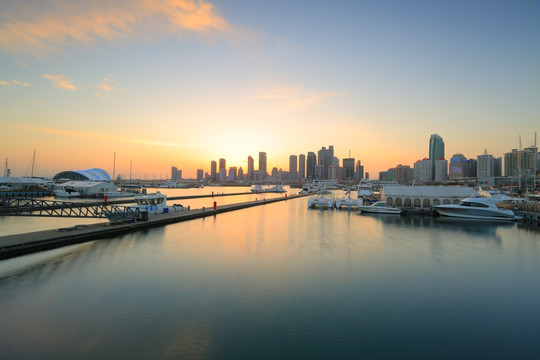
xmin=298 ymin=154 xmax=306 ymax=179
xmin=219 ymin=158 xmax=226 ymax=171
xmin=449 ymin=153 xmax=467 ymax=180
xmin=196 ymin=169 xmax=203 ymax=181
xmin=317 ymin=145 xmax=334 ymax=179
xmin=307 ymin=152 xmax=316 ymax=179
xmin=429 ymin=134 xmax=445 ymax=180
xmin=342 ymin=158 xmax=355 ymax=180
xmin=395 ymin=164 xmax=411 ymax=184
xmin=413 ymin=158 xmax=431 ymax=182
xmin=238 ymin=167 xmax=244 ymax=181
xmin=259 ymin=152 xmax=267 ymax=179
xmin=464 ymin=159 xmax=477 ymax=178
xmin=247 ymin=156 xmax=254 ymax=181
xmin=493 ymin=157 xmax=502 ymax=177
xmin=210 ymin=161 xmax=217 ymax=182
xmin=228 ymin=167 xmax=237 ymax=181
xmin=355 ymin=160 xmax=364 ymax=181
xmin=477 ymin=150 xmax=494 ymax=184
xmin=171 ymin=166 xmax=182 ymax=180
xmin=434 ymin=159 xmax=448 ymax=182
xmin=289 ymin=155 xmax=298 ymax=180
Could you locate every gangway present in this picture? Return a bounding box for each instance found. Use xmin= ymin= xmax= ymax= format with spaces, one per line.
xmin=0 ymin=198 xmax=143 ymax=221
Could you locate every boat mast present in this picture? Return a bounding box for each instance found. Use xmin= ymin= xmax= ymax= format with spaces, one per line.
xmin=112 ymin=152 xmax=116 ymax=182
xmin=129 ymin=159 xmax=133 ymax=182
xmin=31 ymin=149 xmax=36 ymax=177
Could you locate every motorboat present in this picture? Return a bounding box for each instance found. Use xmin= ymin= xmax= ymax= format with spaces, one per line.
xmin=53 ymin=185 xmax=81 ymax=198
xmin=357 ymin=201 xmax=401 ymax=214
xmin=433 ymin=196 xmax=520 ymax=221
xmin=335 ymin=191 xmax=362 ymax=209
xmin=264 ymin=185 xmax=287 ymax=193
xmin=308 ymin=194 xmax=335 ymax=209
xmin=106 ymin=191 xmax=186 ymax=221
xmin=251 ymin=184 xmax=264 ymax=193
xmin=357 ymin=182 xmax=375 ymax=199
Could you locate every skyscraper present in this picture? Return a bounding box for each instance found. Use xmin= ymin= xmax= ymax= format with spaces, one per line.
xmin=210 ymin=161 xmax=217 ymax=182
xmin=219 ymin=158 xmax=226 ymax=171
xmin=307 ymin=152 xmax=316 ymax=179
xmin=318 ymin=145 xmax=334 ymax=179
xmin=477 ymin=150 xmax=494 ymax=179
xmin=342 ymin=158 xmax=355 ymax=180
xmin=259 ymin=152 xmax=267 ymax=179
xmin=247 ymin=156 xmax=254 ymax=181
xmin=298 ymin=154 xmax=306 ymax=179
xmin=429 ymin=134 xmax=445 ymax=181
xmin=449 ymin=153 xmax=466 ymax=180
xmin=289 ymin=155 xmax=298 ymax=180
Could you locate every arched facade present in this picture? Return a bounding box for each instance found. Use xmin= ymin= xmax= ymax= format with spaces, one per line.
xmin=53 ymin=168 xmax=111 ymax=182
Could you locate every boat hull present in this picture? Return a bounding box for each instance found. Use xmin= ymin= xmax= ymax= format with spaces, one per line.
xmin=434 ymin=207 xmax=516 ymax=221
xmin=358 ymin=207 xmax=401 ymax=214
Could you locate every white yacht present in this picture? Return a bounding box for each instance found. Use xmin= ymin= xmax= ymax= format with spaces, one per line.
xmin=335 ymin=191 xmax=362 ymax=209
xmin=433 ymin=196 xmax=520 ymax=221
xmin=357 ymin=201 xmax=401 ymax=214
xmin=251 ymin=185 xmax=264 ymax=193
xmin=264 ymin=185 xmax=287 ymax=193
xmin=357 ymin=182 xmax=374 ymax=199
xmin=106 ymin=191 xmax=186 ymax=221
xmin=53 ymin=185 xmax=81 ymax=198
xmin=308 ymin=194 xmax=335 ymax=209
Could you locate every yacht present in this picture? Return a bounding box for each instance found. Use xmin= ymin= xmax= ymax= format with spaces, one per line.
xmin=106 ymin=191 xmax=186 ymax=221
xmin=308 ymin=193 xmax=335 ymax=209
xmin=357 ymin=182 xmax=374 ymax=199
xmin=250 ymin=184 xmax=264 ymax=193
xmin=357 ymin=201 xmax=401 ymax=214
xmin=53 ymin=185 xmax=81 ymax=198
xmin=433 ymin=196 xmax=520 ymax=221
xmin=264 ymin=185 xmax=287 ymax=193
xmin=335 ymin=191 xmax=362 ymax=209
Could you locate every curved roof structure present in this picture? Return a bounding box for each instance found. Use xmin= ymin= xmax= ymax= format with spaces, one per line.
xmin=53 ymin=168 xmax=111 ymax=182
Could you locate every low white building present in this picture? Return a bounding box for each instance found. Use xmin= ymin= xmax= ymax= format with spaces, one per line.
xmin=381 ymin=185 xmax=478 ymax=209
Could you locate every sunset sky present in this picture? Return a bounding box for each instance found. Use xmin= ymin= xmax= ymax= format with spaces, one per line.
xmin=1 ymin=0 xmax=539 ymax=179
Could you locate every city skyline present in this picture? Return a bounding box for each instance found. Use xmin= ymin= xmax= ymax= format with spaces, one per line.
xmin=1 ymin=1 xmax=539 ymax=178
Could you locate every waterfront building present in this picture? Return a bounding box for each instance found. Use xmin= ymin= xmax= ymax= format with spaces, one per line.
xmin=219 ymin=168 xmax=226 ymax=182
xmin=413 ymin=158 xmax=431 ymax=182
xmin=365 ymin=172 xmax=369 ymax=180
xmin=315 ymin=165 xmax=323 ymax=179
xmin=171 ymin=167 xmax=182 ymax=180
xmin=289 ymin=155 xmax=298 ymax=180
xmin=381 ymin=185 xmax=478 ymax=209
xmin=53 ymin=168 xmax=111 ymax=182
xmin=429 ymin=134 xmax=445 ymax=181
xmin=196 ymin=169 xmax=203 ymax=181
xmin=493 ymin=157 xmax=502 ymax=177
xmin=387 ymin=168 xmax=396 ymax=182
xmin=449 ymin=154 xmax=467 ymax=180
xmin=434 ymin=159 xmax=448 ymax=182
xmin=343 ymin=158 xmax=355 ymax=180
xmin=247 ymin=156 xmax=254 ymax=181
xmin=306 ymin=152 xmax=316 ymax=179
xmin=259 ymin=152 xmax=267 ymax=179
xmin=210 ymin=161 xmax=217 ymax=182
xmin=504 ymin=147 xmax=539 ymax=178
xmin=298 ymin=154 xmax=306 ymax=179
xmin=271 ymin=167 xmax=278 ymax=179
xmin=379 ymin=171 xmax=388 ymax=181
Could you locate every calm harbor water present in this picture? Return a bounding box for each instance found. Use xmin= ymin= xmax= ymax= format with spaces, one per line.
xmin=1 ymin=187 xmax=540 ymax=359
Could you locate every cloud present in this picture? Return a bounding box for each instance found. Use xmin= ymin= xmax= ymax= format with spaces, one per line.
xmin=9 ymin=123 xmax=185 ymax=147
xmin=0 ymin=79 xmax=29 ymax=86
xmin=0 ymin=0 xmax=236 ymax=54
xmin=43 ymin=74 xmax=76 ymax=90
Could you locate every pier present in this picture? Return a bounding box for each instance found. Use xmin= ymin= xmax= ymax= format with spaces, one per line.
xmin=0 ymin=193 xmax=309 ymax=259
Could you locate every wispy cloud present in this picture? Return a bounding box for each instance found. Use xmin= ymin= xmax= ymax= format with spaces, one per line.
xmin=43 ymin=74 xmax=76 ymax=91
xmin=94 ymin=74 xmax=118 ymax=97
xmin=0 ymin=0 xmax=236 ymax=54
xmin=9 ymin=123 xmax=185 ymax=147
xmin=250 ymin=87 xmax=344 ymax=110
xmin=1 ymin=79 xmax=29 ymax=86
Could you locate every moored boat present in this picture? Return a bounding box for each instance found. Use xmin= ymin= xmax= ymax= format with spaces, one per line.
xmin=106 ymin=191 xmax=186 ymax=221
xmin=357 ymin=201 xmax=401 ymax=214
xmin=433 ymin=196 xmax=520 ymax=221
xmin=264 ymin=185 xmax=287 ymax=193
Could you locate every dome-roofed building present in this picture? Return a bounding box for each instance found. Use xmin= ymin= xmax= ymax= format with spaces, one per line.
xmin=53 ymin=168 xmax=111 ymax=182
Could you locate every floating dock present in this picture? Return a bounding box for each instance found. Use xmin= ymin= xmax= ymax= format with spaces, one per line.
xmin=0 ymin=194 xmax=308 ymax=259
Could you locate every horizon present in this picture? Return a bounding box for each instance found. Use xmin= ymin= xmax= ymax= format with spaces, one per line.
xmin=1 ymin=0 xmax=539 ymax=178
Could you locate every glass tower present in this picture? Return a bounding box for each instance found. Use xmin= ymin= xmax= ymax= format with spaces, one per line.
xmin=429 ymin=134 xmax=445 ymax=181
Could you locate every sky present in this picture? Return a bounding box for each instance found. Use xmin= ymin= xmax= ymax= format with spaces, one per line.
xmin=1 ymin=0 xmax=539 ymax=179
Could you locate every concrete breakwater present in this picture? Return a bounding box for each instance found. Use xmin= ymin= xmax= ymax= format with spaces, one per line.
xmin=0 ymin=194 xmax=309 ymax=259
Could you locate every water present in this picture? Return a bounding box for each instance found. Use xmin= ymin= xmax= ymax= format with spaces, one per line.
xmin=1 ymin=188 xmax=540 ymax=359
